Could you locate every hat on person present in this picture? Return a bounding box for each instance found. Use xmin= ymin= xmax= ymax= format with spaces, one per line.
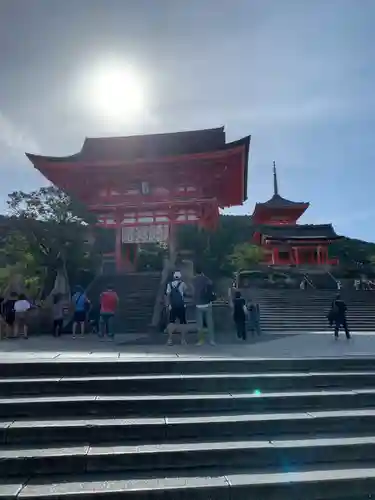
xmin=173 ymin=271 xmax=182 ymax=280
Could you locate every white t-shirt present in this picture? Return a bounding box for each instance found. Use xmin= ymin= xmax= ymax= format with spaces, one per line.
xmin=14 ymin=300 xmax=31 ymax=313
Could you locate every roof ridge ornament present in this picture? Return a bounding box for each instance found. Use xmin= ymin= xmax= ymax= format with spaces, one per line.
xmin=273 ymin=161 xmax=279 ymax=196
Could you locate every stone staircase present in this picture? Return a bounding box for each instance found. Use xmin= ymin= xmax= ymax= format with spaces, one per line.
xmin=3 ymin=357 xmax=375 ymax=497
xmin=87 ymin=273 xmax=161 ymax=333
xmin=305 ymin=271 xmax=338 ymax=289
xmin=216 ymin=289 xmax=375 ymax=333
xmin=253 ymin=289 xmax=375 ymax=332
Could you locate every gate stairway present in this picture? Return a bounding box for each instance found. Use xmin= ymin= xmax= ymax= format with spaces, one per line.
xmin=215 ymin=289 xmax=375 ymax=333
xmin=252 ymin=289 xmax=375 ymax=333
xmin=2 ymin=357 xmax=375 ymax=498
xmin=87 ymin=273 xmax=161 ymax=333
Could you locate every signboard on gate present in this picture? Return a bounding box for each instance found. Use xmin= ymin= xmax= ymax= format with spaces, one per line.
xmin=121 ymin=224 xmax=169 ymax=244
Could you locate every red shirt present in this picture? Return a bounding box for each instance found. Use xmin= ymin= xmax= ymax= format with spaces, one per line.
xmin=100 ymin=290 xmax=119 ymax=314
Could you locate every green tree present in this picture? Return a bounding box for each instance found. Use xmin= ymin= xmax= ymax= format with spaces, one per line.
xmin=176 ymin=215 xmax=253 ymax=276
xmin=5 ymin=187 xmax=98 ymax=293
xmin=229 ymin=243 xmax=264 ymax=271
xmin=7 ymin=186 xmax=93 ymax=224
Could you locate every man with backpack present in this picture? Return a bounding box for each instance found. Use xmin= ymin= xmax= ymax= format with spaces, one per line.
xmin=165 ymin=271 xmax=187 ymax=345
xmin=72 ymin=286 xmax=90 ymax=338
xmin=193 ymin=266 xmax=216 ymax=346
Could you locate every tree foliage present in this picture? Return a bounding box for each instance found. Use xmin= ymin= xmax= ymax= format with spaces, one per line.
xmin=4 ymin=186 xmax=97 ymax=294
xmin=229 ymin=243 xmax=264 ymax=271
xmin=176 ymin=215 xmax=253 ymax=276
xmin=7 ymin=186 xmax=93 ymax=224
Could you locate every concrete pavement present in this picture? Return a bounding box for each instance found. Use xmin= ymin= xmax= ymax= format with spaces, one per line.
xmin=0 ymin=330 xmax=375 ymax=360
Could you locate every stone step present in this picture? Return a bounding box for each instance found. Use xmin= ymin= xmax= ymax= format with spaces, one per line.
xmin=259 ymin=318 xmax=373 ymax=322
xmin=263 ymin=327 xmax=373 ymax=332
xmin=2 ymin=389 xmax=375 ymax=419
xmin=4 ymin=408 xmax=375 ymax=446
xmin=11 ymin=465 xmax=375 ymax=499
xmin=3 ymin=357 xmax=375 ymax=498
xmin=259 ymin=321 xmax=375 ymax=326
xmin=2 ymin=435 xmax=375 ymax=477
xmin=2 ymin=358 xmax=375 ymax=378
xmin=2 ymin=371 xmax=375 ymax=396
xmin=258 ymin=306 xmax=375 ymax=310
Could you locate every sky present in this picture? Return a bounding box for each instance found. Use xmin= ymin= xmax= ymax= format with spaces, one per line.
xmin=0 ymin=0 xmax=375 ymax=241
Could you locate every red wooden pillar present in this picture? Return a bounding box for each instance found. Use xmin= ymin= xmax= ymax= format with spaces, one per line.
xmin=115 ymin=226 xmax=123 ymax=273
xmin=293 ymin=247 xmax=300 ymax=266
xmin=317 ymin=246 xmax=321 ymax=265
xmin=273 ymin=248 xmax=279 ymax=265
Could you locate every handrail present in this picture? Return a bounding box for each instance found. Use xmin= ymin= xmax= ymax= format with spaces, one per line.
xmin=303 ymin=274 xmax=315 ymax=288
xmin=327 ymin=270 xmax=338 ymax=284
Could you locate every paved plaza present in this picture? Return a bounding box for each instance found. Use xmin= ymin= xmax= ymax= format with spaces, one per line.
xmin=1 ymin=330 xmax=375 ymax=360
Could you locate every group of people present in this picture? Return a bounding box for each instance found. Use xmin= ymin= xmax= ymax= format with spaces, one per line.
xmin=0 ymin=284 xmax=119 ymax=341
xmin=68 ymin=285 xmax=119 ymax=339
xmin=164 ymin=268 xmax=262 ymax=345
xmin=0 ymin=292 xmax=32 ymax=339
xmin=354 ymin=278 xmax=374 ymax=290
xmin=231 ymin=290 xmax=261 ymax=340
xmin=164 ymin=266 xmax=216 ymax=346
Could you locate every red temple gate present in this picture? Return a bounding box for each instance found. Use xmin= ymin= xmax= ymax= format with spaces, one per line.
xmin=26 ymin=128 xmax=250 ymax=272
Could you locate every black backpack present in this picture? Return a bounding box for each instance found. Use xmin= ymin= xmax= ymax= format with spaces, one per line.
xmin=169 ymin=281 xmax=184 ymax=308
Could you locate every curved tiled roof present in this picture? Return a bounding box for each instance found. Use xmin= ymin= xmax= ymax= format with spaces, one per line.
xmin=254 ymin=194 xmax=309 ymax=209
xmin=256 ymin=223 xmax=340 ymax=239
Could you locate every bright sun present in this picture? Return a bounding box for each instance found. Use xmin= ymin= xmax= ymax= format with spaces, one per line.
xmin=91 ymin=63 xmax=146 ymax=119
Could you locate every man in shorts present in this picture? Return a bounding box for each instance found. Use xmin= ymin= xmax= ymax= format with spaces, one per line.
xmin=99 ymin=285 xmax=119 ymax=340
xmin=72 ymin=287 xmax=90 ymax=338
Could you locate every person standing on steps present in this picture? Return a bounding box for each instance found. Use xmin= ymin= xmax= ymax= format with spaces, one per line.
xmin=165 ymin=271 xmax=187 ymax=345
xmin=72 ymin=286 xmax=90 ymax=339
xmin=2 ymin=292 xmax=18 ymax=338
xmin=193 ymin=266 xmax=216 ymax=346
xmin=247 ymin=298 xmax=261 ymax=336
xmin=14 ymin=293 xmax=31 ymax=339
xmin=232 ymin=290 xmax=247 ymax=341
xmin=52 ymin=293 xmax=64 ymax=337
xmin=99 ymin=285 xmax=119 ymax=341
xmin=329 ymin=293 xmax=351 ymax=340
xmin=89 ymin=302 xmax=101 ymax=334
